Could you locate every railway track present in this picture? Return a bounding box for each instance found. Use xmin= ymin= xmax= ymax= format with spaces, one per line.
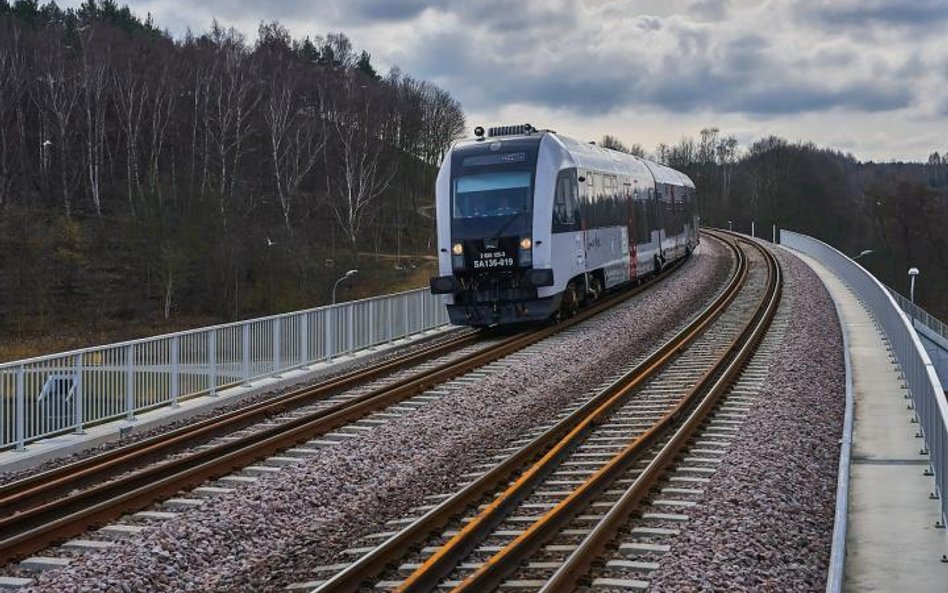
xmin=299 ymin=230 xmax=780 ymax=592
xmin=0 ymin=247 xmax=689 ymax=567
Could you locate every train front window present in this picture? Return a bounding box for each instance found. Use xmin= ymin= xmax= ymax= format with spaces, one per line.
xmin=453 ymin=171 xmax=532 ymax=219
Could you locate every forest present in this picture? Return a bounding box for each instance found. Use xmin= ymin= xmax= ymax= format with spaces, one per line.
xmin=1 ymin=1 xmax=944 ymax=361
xmin=602 ymin=130 xmax=948 ymax=322
xmin=0 ymin=1 xmax=464 ymax=358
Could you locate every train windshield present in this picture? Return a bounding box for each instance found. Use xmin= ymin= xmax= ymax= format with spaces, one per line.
xmin=453 ymin=172 xmax=531 ymax=219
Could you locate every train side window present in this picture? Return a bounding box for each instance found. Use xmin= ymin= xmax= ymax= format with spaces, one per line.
xmin=592 ymin=173 xmax=604 ymax=203
xmin=553 ymin=170 xmax=580 ymax=233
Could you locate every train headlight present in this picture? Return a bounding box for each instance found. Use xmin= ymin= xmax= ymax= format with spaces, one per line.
xmin=451 ymin=242 xmax=464 ymax=255
xmin=519 ymin=236 xmax=533 ymax=266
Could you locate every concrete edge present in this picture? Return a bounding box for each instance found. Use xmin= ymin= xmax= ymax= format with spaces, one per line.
xmin=0 ymin=326 xmax=458 ymax=475
xmin=775 ymin=243 xmax=854 ymax=593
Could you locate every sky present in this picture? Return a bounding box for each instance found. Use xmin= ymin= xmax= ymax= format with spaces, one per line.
xmin=65 ymin=0 xmax=948 ymax=162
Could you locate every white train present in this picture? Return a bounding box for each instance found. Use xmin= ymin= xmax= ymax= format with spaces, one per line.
xmin=430 ymin=124 xmax=699 ymax=326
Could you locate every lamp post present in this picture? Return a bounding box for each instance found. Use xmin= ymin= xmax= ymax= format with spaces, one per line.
xmin=908 ymin=267 xmax=920 ymax=328
xmin=727 ymin=220 xmax=732 ymax=231
xmin=908 ymin=267 xmax=919 ymax=305
xmin=853 ymin=249 xmax=873 ymax=261
xmin=331 ymin=269 xmax=359 ymax=305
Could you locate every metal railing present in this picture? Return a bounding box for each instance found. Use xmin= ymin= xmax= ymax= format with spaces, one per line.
xmin=781 ymin=231 xmax=948 ymax=524
xmin=888 ymin=289 xmax=948 ymax=344
xmin=0 ymin=287 xmax=450 ymax=452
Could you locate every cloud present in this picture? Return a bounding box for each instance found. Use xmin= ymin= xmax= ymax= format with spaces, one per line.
xmin=731 ymin=83 xmax=912 ymax=115
xmin=687 ymin=0 xmax=730 ymax=22
xmin=54 ymin=0 xmax=948 ymax=160
xmin=808 ymin=0 xmax=948 ymax=28
xmin=398 ymin=5 xmax=917 ymax=118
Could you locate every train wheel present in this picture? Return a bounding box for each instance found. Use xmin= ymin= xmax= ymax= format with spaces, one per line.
xmin=562 ymin=282 xmax=581 ymax=318
xmin=588 ymin=275 xmax=603 ymax=302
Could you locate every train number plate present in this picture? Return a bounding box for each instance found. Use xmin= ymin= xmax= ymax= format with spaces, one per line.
xmin=474 ymin=251 xmax=514 ymax=269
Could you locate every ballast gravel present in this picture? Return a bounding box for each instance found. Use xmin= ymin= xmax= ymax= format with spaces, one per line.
xmin=646 ymin=246 xmax=845 ymax=593
xmin=21 ymin=241 xmax=733 ymax=593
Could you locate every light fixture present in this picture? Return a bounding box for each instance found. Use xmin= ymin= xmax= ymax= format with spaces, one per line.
xmin=331 ymin=269 xmax=359 ymax=305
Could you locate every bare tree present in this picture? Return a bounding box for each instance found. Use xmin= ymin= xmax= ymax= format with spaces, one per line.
xmin=38 ymin=34 xmax=80 ymax=218
xmin=326 ymin=76 xmax=397 ymax=251
xmin=715 ymin=135 xmax=739 ymax=208
xmin=601 ymin=134 xmax=645 ymax=157
xmin=0 ymin=29 xmax=22 ymax=207
xmin=112 ymin=51 xmax=149 ymax=217
xmin=187 ymin=58 xmax=214 ymax=200
xmin=205 ymin=23 xmax=259 ymax=222
xmin=79 ymin=25 xmax=108 ymax=216
xmin=601 ymin=134 xmax=628 ymax=153
xmin=259 ymin=24 xmax=325 ymax=234
xmin=144 ymin=56 xmax=177 ymax=209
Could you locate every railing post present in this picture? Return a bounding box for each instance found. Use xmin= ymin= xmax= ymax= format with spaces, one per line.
xmin=301 ymin=313 xmax=310 ymax=367
xmin=15 ymin=365 xmax=25 ymax=452
xmin=368 ymin=301 xmax=375 ymax=348
xmin=209 ymin=331 xmax=218 ymax=396
xmin=388 ymin=298 xmax=394 ymax=343
xmin=125 ymin=344 xmax=136 ymax=421
xmin=74 ymin=354 xmax=84 ymax=434
xmin=273 ymin=318 xmax=282 ymax=376
xmin=347 ymin=304 xmax=355 ymax=356
xmin=418 ymin=294 xmax=428 ymax=332
xmin=404 ymin=295 xmax=410 ymax=338
xmin=171 ymin=336 xmax=180 ymax=407
xmin=242 ymin=323 xmax=251 ymax=384
xmin=326 ymin=307 xmax=334 ymax=362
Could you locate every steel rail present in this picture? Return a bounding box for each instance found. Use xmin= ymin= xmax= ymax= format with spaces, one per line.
xmin=539 ymin=237 xmax=781 ymax=592
xmin=394 ymin=231 xmax=765 ymax=593
xmin=311 ymin=232 xmax=744 ymax=593
xmin=0 ymin=252 xmax=686 ymax=564
xmin=0 ymin=329 xmax=481 ymax=513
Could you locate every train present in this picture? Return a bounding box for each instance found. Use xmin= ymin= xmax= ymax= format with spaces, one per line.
xmin=430 ymin=124 xmax=699 ymax=327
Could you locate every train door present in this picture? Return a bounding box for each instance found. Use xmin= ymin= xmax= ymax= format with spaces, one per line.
xmin=579 ymin=171 xmax=593 ymax=269
xmin=654 ymin=184 xmax=665 ymax=263
xmin=624 ymin=182 xmax=636 ymax=280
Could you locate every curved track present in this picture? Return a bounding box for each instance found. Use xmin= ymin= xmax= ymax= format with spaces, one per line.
xmin=305 ymin=230 xmax=780 ymax=593
xmin=0 ymin=251 xmax=689 ymax=566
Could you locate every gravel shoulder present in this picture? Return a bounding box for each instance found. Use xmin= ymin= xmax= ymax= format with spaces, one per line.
xmin=648 ymin=245 xmax=845 ymax=593
xmin=22 ymin=240 xmax=733 ymax=593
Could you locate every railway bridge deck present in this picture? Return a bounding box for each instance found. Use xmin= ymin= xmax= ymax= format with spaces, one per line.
xmin=1 ymin=229 xmax=946 ymax=592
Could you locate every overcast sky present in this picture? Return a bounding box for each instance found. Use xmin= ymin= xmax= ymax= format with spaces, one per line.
xmin=67 ymin=0 xmax=948 ymax=161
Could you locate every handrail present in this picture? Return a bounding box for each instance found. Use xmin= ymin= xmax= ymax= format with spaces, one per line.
xmin=780 ymin=230 xmax=948 ymax=591
xmin=1 ymin=287 xmax=450 ymax=451
xmin=0 ymin=286 xmax=438 ymax=368
xmin=888 ymin=289 xmax=948 ymax=344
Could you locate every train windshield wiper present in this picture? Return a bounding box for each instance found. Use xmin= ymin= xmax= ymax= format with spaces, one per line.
xmin=492 ymin=210 xmax=525 ymax=241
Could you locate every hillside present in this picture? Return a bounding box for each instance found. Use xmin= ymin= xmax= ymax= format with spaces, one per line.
xmin=0 ymin=1 xmax=462 ymax=360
